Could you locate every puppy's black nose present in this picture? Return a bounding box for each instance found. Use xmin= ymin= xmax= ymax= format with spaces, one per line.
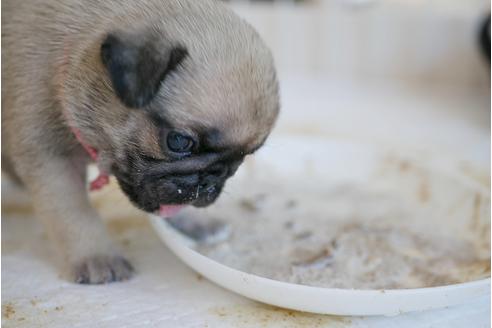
xmin=197 ymin=163 xmax=227 ymax=192
xmin=206 ymin=162 xmax=228 ymax=179
xmin=172 ymin=173 xmax=200 ymax=186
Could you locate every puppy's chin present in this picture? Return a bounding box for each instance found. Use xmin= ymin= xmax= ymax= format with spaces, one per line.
xmin=114 ymin=170 xmax=225 ymax=215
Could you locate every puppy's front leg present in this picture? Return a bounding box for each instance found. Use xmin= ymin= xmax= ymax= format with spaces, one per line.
xmin=27 ymin=155 xmax=133 ymax=284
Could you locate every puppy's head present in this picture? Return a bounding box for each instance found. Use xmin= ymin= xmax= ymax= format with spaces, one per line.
xmin=67 ymin=9 xmax=279 ymax=214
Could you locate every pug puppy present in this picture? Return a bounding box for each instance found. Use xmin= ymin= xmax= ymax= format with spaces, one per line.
xmin=2 ymin=0 xmax=279 ymax=284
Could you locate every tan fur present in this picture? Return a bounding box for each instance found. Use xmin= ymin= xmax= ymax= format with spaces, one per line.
xmin=2 ymin=0 xmax=279 ymax=283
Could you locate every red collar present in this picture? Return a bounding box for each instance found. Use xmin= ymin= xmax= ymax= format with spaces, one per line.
xmin=70 ymin=125 xmax=110 ymax=191
xmin=71 ymin=126 xmax=99 ymax=162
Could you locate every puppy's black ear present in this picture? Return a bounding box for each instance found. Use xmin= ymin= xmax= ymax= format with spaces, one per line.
xmin=101 ymin=34 xmax=188 ymax=108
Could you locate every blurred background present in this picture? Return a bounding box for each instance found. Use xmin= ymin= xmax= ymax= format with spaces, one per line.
xmin=226 ymin=0 xmax=491 ymax=176
xmin=227 ymin=0 xmax=489 ymax=86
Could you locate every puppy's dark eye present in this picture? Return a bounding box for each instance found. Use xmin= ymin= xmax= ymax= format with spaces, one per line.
xmin=167 ymin=131 xmax=195 ymax=154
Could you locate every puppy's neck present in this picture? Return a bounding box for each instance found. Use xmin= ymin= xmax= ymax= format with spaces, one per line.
xmin=55 ymin=40 xmax=109 ymax=191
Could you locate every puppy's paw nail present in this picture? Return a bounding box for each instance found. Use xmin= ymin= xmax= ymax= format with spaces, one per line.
xmin=72 ymin=255 xmax=134 ymax=284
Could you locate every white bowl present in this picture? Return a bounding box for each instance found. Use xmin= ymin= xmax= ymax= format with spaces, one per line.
xmin=149 ymin=136 xmax=490 ymax=316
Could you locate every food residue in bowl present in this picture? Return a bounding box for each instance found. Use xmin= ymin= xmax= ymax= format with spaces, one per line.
xmin=172 ymin=172 xmax=490 ymax=290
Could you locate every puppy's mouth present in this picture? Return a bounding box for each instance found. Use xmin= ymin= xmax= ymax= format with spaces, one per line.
xmin=158 ymin=204 xmax=186 ymax=217
xmin=155 ymin=183 xmax=224 ymax=218
xmin=115 ymin=172 xmax=225 ymax=215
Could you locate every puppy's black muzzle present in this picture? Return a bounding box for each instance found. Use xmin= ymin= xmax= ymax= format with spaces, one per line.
xmin=113 ymin=152 xmax=242 ymax=212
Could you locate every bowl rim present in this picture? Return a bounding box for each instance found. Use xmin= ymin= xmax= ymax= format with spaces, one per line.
xmin=149 ymin=215 xmax=491 ymax=316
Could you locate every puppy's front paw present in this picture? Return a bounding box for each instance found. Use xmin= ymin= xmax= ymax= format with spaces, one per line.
xmin=71 ymin=255 xmax=134 ymax=284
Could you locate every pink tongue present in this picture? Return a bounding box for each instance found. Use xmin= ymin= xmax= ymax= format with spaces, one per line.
xmin=159 ymin=205 xmax=185 ymax=218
